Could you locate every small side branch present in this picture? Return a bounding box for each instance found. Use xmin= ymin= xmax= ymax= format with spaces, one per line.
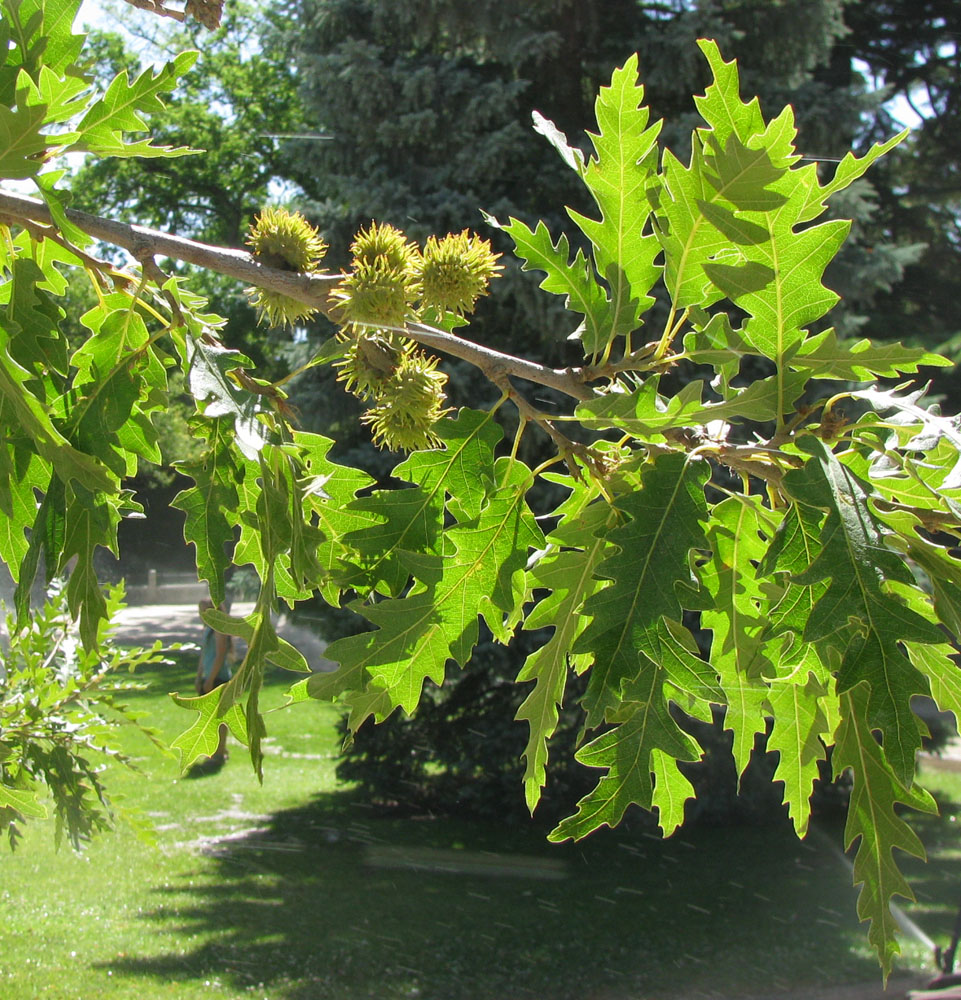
xmin=405 ymin=322 xmax=595 ymax=402
xmin=119 ymin=0 xmax=186 ymax=21
xmin=491 ymin=373 xmax=608 ymax=479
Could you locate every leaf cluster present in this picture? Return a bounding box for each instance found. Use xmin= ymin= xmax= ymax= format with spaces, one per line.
xmin=0 ymin=583 xmax=170 ymax=849
xmin=2 ymin=3 xmax=961 ymax=976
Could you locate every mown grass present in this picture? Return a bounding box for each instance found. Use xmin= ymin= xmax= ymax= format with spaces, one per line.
xmin=0 ymin=650 xmax=953 ymax=999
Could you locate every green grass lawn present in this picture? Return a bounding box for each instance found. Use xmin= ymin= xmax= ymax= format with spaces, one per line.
xmin=0 ymin=651 xmax=955 ymax=999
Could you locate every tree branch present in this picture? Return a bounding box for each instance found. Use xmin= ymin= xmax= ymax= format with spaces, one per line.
xmin=0 ymin=188 xmax=340 ymax=310
xmin=0 ymin=188 xmax=598 ymax=402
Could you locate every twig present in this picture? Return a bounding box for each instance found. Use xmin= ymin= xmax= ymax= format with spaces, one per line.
xmin=135 ymin=253 xmax=184 ymax=326
xmin=405 ymin=321 xmax=596 ymax=402
xmin=0 ymin=212 xmax=122 ymax=288
xmin=119 ymin=0 xmax=186 ymax=22
xmin=490 ymin=372 xmax=608 ymax=480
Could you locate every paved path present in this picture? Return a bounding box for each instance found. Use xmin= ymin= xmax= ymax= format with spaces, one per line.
xmin=111 ymin=602 xmax=337 ymax=672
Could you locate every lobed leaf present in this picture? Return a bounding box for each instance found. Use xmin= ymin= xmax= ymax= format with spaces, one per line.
xmin=549 ymin=660 xmax=700 ymax=842
xmin=574 ymin=452 xmax=710 ymax=726
xmin=834 ymin=686 xmax=937 ymax=979
xmin=495 ymin=216 xmax=618 ymax=356
xmin=516 ymin=478 xmax=610 ymax=812
xmin=312 ymin=458 xmax=543 ymax=726
xmin=567 ymin=53 xmax=662 ymax=356
xmin=781 ymin=437 xmax=943 ymax=783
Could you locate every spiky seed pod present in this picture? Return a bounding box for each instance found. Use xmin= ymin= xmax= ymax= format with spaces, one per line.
xmin=247 ymin=206 xmax=328 ymax=272
xmin=350 ymin=221 xmax=419 ymax=271
xmin=335 ymin=330 xmax=404 ymax=399
xmin=333 ymin=258 xmax=415 ymax=329
xmin=410 ymin=230 xmax=502 ymax=315
xmin=245 ymin=207 xmax=328 ymax=328
xmin=360 ymin=348 xmax=449 ymax=452
xmin=247 ymin=287 xmax=316 ymax=329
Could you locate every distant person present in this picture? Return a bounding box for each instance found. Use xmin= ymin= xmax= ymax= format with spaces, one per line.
xmin=194 ymin=597 xmax=233 ymax=768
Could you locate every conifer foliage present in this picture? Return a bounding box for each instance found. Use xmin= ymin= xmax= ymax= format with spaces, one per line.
xmin=1 ymin=0 xmax=959 ymax=973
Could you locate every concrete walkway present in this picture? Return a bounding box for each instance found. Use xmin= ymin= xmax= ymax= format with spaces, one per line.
xmin=111 ymin=602 xmax=337 ymax=672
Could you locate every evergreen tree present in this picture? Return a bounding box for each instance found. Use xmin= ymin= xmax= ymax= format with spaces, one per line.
xmin=839 ymin=2 xmax=961 ymax=373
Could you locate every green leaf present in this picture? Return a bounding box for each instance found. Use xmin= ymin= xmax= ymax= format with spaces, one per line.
xmin=574 ymin=452 xmax=710 ymax=726
xmin=681 ymin=311 xmax=758 ymax=385
xmin=516 ymin=479 xmax=610 ymax=812
xmin=11 ymin=0 xmax=85 ymax=76
xmin=549 ymin=661 xmax=700 ymax=842
xmin=693 ymin=40 xmax=766 ymax=147
xmin=495 ymin=216 xmax=617 ymax=356
xmin=833 ymin=686 xmax=937 ymax=979
xmin=202 ymin=606 xmax=309 ymax=675
xmin=61 ymin=483 xmax=118 ymax=649
xmin=0 ymin=440 xmax=45 ymax=575
xmin=17 ymin=63 xmax=88 ymax=125
xmin=337 ymin=409 xmax=502 ymax=596
xmin=0 ymin=99 xmax=47 ymax=178
xmin=651 ymin=749 xmax=696 ymax=837
xmin=312 ymin=458 xmax=543 ymax=724
xmin=760 ymin=500 xmax=829 ymax=640
xmin=567 ymin=53 xmax=662 ymax=353
xmin=653 ymin=142 xmax=732 ymax=310
xmin=781 ymin=437 xmax=944 ymax=782
xmin=702 ymin=496 xmax=774 ymax=775
xmin=73 ymin=51 xmax=201 ymax=158
xmin=789 ymin=329 xmax=950 ymax=380
xmin=4 ymin=256 xmax=68 ymax=374
xmin=900 ymin=537 xmax=961 ymax=638
xmin=905 ymin=642 xmax=961 ymax=730
xmin=290 ymin=428 xmax=375 ymax=602
xmin=171 ymin=416 xmax=240 ymax=606
xmin=170 ymin=688 xmax=249 ymax=770
xmin=799 ymin=129 xmax=909 ymax=224
xmin=185 ymin=338 xmax=269 ymax=458
xmin=531 ymin=110 xmax=586 ymax=175
xmin=0 ymin=327 xmax=113 ymax=493
xmin=663 ymin=621 xmax=726 ymax=707
xmin=14 ymin=471 xmax=64 ymax=622
xmin=664 ymin=41 xmax=882 ymax=425
xmin=767 ymin=673 xmax=835 ymax=836
xmin=0 ymin=782 xmax=46 ymax=819
xmin=576 ymin=370 xmax=809 ymax=439
xmin=851 ymin=385 xmax=961 ymax=490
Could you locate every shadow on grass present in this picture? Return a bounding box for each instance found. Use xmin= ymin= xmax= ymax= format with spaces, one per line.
xmin=121 ymin=650 xmax=308 ymax=701
xmin=100 ymin=790 xmax=884 ymax=1000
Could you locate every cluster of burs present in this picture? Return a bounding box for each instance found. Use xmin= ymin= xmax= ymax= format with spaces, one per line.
xmin=246 ymin=207 xmax=501 ymax=451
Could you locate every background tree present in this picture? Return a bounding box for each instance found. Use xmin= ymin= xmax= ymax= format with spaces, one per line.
xmin=837 ymin=2 xmax=961 ymax=375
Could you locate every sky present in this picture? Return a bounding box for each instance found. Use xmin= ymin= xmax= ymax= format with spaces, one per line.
xmin=73 ymin=0 xmax=931 ymax=132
